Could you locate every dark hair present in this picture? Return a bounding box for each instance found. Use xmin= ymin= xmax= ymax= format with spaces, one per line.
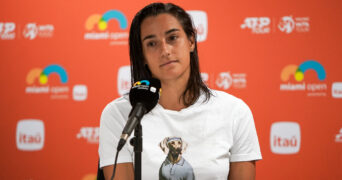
xmin=129 ymin=2 xmax=211 ymax=107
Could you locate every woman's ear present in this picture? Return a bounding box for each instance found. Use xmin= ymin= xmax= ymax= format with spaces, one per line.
xmin=189 ymin=35 xmax=195 ymax=52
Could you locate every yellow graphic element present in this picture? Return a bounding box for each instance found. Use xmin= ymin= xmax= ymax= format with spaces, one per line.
xmin=133 ymin=81 xmax=141 ymax=87
xmin=85 ymin=14 xmax=102 ymax=31
xmin=98 ymin=19 xmax=107 ymax=31
xmin=39 ymin=74 xmax=48 ymax=84
xmin=82 ymin=174 xmax=96 ymax=180
xmin=294 ymin=71 xmax=304 ymax=82
xmin=26 ymin=68 xmax=42 ymax=85
xmin=280 ymin=64 xmax=298 ymax=82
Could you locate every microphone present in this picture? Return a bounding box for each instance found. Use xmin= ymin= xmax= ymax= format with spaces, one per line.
xmin=117 ymin=78 xmax=161 ymax=151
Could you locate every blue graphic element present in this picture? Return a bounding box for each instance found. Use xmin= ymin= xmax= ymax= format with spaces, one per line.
xmin=298 ymin=60 xmax=326 ymax=81
xmin=140 ymin=80 xmax=150 ymax=86
xmin=102 ymin=10 xmax=128 ymax=29
xmin=43 ymin=64 xmax=68 ymax=83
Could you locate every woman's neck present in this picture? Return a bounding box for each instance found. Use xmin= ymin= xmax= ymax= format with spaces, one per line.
xmin=158 ymin=78 xmax=188 ymax=111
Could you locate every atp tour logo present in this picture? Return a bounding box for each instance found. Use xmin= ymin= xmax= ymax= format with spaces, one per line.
xmin=0 ymin=22 xmax=16 ymax=40
xmin=240 ymin=17 xmax=271 ymax=34
xmin=84 ymin=10 xmax=129 ymax=45
xmin=280 ymin=60 xmax=327 ymax=96
xmin=278 ymin=16 xmax=310 ymax=34
xmin=77 ymin=127 xmax=99 ymax=144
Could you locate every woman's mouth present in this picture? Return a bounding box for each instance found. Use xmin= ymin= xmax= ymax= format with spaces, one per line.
xmin=160 ymin=60 xmax=178 ymax=67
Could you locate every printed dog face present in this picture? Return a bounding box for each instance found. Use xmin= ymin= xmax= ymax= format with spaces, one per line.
xmin=158 ymin=136 xmax=195 ymax=179
xmin=159 ymin=137 xmax=188 ymax=155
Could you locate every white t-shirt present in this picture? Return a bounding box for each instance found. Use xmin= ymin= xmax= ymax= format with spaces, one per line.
xmin=99 ymin=89 xmax=262 ymax=179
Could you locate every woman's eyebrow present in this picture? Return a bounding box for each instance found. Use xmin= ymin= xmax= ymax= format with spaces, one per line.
xmin=142 ymin=28 xmax=180 ymax=42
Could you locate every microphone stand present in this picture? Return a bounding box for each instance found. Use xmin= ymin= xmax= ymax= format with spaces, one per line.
xmin=130 ymin=122 xmax=142 ymax=180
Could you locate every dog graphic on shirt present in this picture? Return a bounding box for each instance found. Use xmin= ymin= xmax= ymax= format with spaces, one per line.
xmin=159 ymin=137 xmax=195 ymax=180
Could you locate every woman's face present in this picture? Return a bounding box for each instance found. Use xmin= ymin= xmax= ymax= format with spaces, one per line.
xmin=140 ymin=13 xmax=194 ymax=82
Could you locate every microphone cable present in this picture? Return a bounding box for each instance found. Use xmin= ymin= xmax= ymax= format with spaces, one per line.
xmin=110 ymin=149 xmax=120 ymax=180
xmin=111 ymin=139 xmax=126 ymax=180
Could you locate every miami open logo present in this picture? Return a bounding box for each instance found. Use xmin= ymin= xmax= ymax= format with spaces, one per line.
xmin=133 ymin=80 xmax=150 ymax=87
xmin=26 ymin=64 xmax=68 ymax=85
xmin=25 ymin=64 xmax=70 ymax=99
xmin=280 ymin=60 xmax=327 ymax=96
xmin=84 ymin=10 xmax=128 ymax=45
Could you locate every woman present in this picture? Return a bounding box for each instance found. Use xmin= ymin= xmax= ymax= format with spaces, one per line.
xmin=99 ymin=2 xmax=262 ymax=180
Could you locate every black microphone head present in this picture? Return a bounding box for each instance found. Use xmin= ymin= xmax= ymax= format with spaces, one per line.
xmin=129 ymin=78 xmax=161 ymax=113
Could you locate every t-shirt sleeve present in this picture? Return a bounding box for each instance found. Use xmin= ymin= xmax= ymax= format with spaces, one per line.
xmin=229 ymin=99 xmax=262 ymax=162
xmin=98 ymin=102 xmax=133 ymax=168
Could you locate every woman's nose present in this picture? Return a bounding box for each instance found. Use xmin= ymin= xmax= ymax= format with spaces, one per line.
xmin=160 ymin=40 xmax=171 ymax=57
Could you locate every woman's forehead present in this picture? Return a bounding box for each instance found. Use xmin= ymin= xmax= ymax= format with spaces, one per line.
xmin=140 ymin=14 xmax=183 ymax=38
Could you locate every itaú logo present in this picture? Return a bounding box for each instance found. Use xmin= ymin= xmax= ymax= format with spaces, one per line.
xmin=187 ymin=10 xmax=208 ymax=42
xmin=270 ymin=122 xmax=301 ymax=154
xmin=117 ymin=65 xmax=131 ymax=96
xmin=16 ymin=119 xmax=45 ymax=151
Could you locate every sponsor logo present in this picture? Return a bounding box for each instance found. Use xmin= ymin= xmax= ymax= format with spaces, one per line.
xmin=117 ymin=65 xmax=131 ymax=96
xmin=16 ymin=119 xmax=45 ymax=151
xmin=133 ymin=79 xmax=160 ymax=93
xmin=77 ymin=127 xmax=99 ymax=144
xmin=278 ymin=16 xmax=310 ymax=34
xmin=201 ymin=72 xmax=209 ymax=85
xmin=278 ymin=16 xmax=295 ymax=34
xmin=0 ymin=22 xmax=16 ymax=40
xmin=270 ymin=122 xmax=301 ymax=154
xmin=216 ymin=72 xmax=232 ymax=90
xmin=134 ymin=80 xmax=150 ymax=86
xmin=332 ymin=82 xmax=342 ymax=98
xmin=23 ymin=23 xmax=54 ymax=40
xmin=241 ymin=16 xmax=310 ymax=34
xmin=26 ymin=64 xmax=68 ymax=85
xmin=187 ymin=10 xmax=208 ymax=42
xmin=241 ymin=17 xmax=271 ymax=34
xmin=336 ymin=128 xmax=342 ymax=143
xmin=84 ymin=10 xmax=128 ymax=45
xmin=25 ymin=64 xmax=69 ymax=99
xmin=215 ymin=72 xmax=247 ymax=90
xmin=25 ymin=64 xmax=86 ymax=100
xmin=280 ymin=60 xmax=327 ymax=96
xmin=73 ymin=85 xmax=88 ymax=101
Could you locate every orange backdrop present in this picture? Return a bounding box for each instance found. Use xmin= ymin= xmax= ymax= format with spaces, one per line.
xmin=1 ymin=0 xmax=341 ymax=179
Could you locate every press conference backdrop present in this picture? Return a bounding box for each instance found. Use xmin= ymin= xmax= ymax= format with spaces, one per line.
xmin=1 ymin=0 xmax=341 ymax=179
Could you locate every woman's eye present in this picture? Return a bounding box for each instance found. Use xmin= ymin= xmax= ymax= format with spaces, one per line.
xmin=168 ymin=35 xmax=178 ymax=41
xmin=147 ymin=41 xmax=156 ymax=47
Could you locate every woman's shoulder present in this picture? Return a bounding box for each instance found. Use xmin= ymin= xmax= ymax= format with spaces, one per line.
xmin=209 ymin=89 xmax=242 ymax=103
xmin=208 ymin=89 xmax=250 ymax=111
xmin=102 ymin=95 xmax=131 ymax=114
